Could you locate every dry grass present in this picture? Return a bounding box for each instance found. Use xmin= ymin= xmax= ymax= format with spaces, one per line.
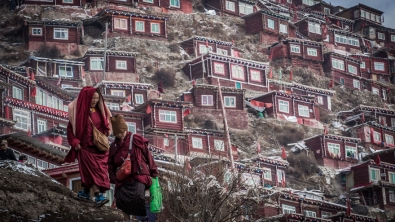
xmin=152 ymin=68 xmax=176 ymax=87
xmin=36 ymin=44 xmax=62 ymax=59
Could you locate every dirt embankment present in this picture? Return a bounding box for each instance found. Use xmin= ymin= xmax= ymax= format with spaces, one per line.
xmin=0 ymin=161 xmax=124 ymax=222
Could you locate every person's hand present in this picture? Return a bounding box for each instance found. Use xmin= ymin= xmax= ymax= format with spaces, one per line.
xmin=75 ymin=144 xmax=81 ymax=152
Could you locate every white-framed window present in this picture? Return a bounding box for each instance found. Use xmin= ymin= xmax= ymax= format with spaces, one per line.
xmin=317 ymin=96 xmax=323 ymax=105
xmin=63 ymin=0 xmax=73 ymax=3
xmin=151 ymin=23 xmax=160 ymax=33
xmin=389 ymin=173 xmax=395 ymax=184
xmin=135 ymin=21 xmax=145 ymax=32
xmin=58 ymin=65 xmax=73 ymax=77
xmin=217 ymin=48 xmax=228 ymax=56
xmin=305 ymin=210 xmax=316 ymax=217
xmin=298 ymin=105 xmax=309 ymax=117
xmin=225 ymin=0 xmax=235 ymax=12
xmin=302 ymin=0 xmax=315 ymax=6
xmin=63 ymin=105 xmax=68 ymax=112
xmin=353 ymin=79 xmax=360 ymax=89
xmin=370 ymin=167 xmax=380 ymax=181
xmin=37 ymin=119 xmax=47 ymax=134
xmin=308 ymin=22 xmax=321 ymax=34
xmin=32 ymin=28 xmax=42 ymax=36
xmin=361 ymin=62 xmax=366 ymax=69
xmin=348 ymin=65 xmax=357 ymax=74
xmin=366 ymin=12 xmax=370 ymax=20
xmin=307 ymin=48 xmax=317 ymax=56
xmin=267 ymin=19 xmax=275 ymax=29
xmin=372 ymin=87 xmax=379 ymax=95
xmin=37 ymin=159 xmax=49 ymax=170
xmin=214 ymin=140 xmax=224 ymax=151
xmin=114 ymin=18 xmax=127 ymax=30
xmin=13 ymin=109 xmax=30 ymax=131
xmin=374 ymin=131 xmax=381 ymax=141
xmin=250 ymin=69 xmax=261 ymax=82
xmin=324 ymin=7 xmax=330 ymax=14
xmin=390 ymin=190 xmax=395 ymax=203
xmin=202 ymin=95 xmax=213 ymax=106
xmin=27 ymin=155 xmax=36 ymax=166
xmin=239 ymin=2 xmax=253 ymax=14
xmin=278 ymin=100 xmax=289 ymax=113
xmin=12 ymin=86 xmax=23 ymax=100
xmin=324 ymin=34 xmax=330 ymax=42
xmin=391 ymin=35 xmax=395 ymax=42
xmin=90 ymin=57 xmax=104 ymax=70
xmin=115 ymin=60 xmax=127 ymax=70
xmin=361 ymin=10 xmax=365 ymax=18
xmin=49 ymin=164 xmax=57 ymax=169
xmin=135 ymin=94 xmax=144 ymax=104
xmin=322 ymin=212 xmax=332 ymax=219
xmin=263 ymin=168 xmax=271 ymax=180
xmin=143 ymin=0 xmax=153 ymax=2
xmin=345 ymin=146 xmax=357 ymax=158
xmin=61 ymin=84 xmax=73 ymax=89
xmin=280 ymin=24 xmax=288 ymax=34
xmin=214 ymin=62 xmax=225 ymax=74
xmin=170 ymin=0 xmax=180 ymax=7
xmin=36 ymin=89 xmax=47 ymax=106
xmin=106 ymin=102 xmax=120 ymax=110
xmin=192 ymin=137 xmax=203 ymax=149
xmin=374 ymin=62 xmax=385 ymax=71
xmin=335 ymin=34 xmax=360 ymax=46
xmin=383 ymin=89 xmax=387 ymax=100
xmin=231 ymin=65 xmax=244 ymax=80
xmin=53 ymin=28 xmax=68 ymax=40
xmin=224 ymin=96 xmax=236 ymax=107
xmin=111 ymin=90 xmax=125 ymax=97
xmin=391 ymin=118 xmax=395 ymax=127
xmin=126 ymin=122 xmax=136 ymax=134
xmin=378 ymin=32 xmax=385 ymax=40
xmin=290 ymin=44 xmax=300 ymax=53
xmin=163 ymin=138 xmax=169 ymax=146
xmin=277 ymin=170 xmax=284 ymax=182
xmin=328 ymin=143 xmax=340 ymax=156
xmin=159 ymin=110 xmax=177 ymax=123
xmin=199 ymin=45 xmax=213 ymax=54
xmin=287 ymin=0 xmax=292 ymax=2
xmin=282 ymin=204 xmax=296 ymax=214
xmin=332 ymin=58 xmax=345 ymax=70
xmin=385 ymin=134 xmax=394 ymax=145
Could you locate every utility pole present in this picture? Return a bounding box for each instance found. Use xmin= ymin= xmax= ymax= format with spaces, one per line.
xmin=217 ymin=78 xmax=234 ymax=170
xmin=102 ymin=22 xmax=108 ymax=82
xmin=174 ymin=134 xmax=178 ymax=162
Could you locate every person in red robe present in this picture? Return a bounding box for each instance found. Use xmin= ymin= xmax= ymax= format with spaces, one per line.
xmin=65 ymin=86 xmax=112 ymax=207
xmin=108 ymin=114 xmax=159 ymax=220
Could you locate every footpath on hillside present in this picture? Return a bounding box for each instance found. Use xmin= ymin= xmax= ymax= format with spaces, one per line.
xmin=0 ymin=161 xmax=124 ymax=222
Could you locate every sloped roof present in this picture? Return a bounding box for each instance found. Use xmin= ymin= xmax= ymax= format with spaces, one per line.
xmin=95 ymin=8 xmax=170 ymax=20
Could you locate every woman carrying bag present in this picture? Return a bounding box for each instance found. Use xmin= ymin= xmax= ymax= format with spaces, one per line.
xmin=108 ymin=114 xmax=159 ymax=221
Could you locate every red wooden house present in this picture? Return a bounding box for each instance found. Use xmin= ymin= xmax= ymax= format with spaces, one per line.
xmin=22 ymin=0 xmax=83 ymax=6
xmin=95 ymin=80 xmax=153 ymax=108
xmin=304 ymin=134 xmax=361 ymax=169
xmin=23 ymin=20 xmax=82 ymax=55
xmin=323 ymin=52 xmax=363 ymax=88
xmin=186 ymin=128 xmax=238 ymax=161
xmin=180 ymin=36 xmax=236 ymax=58
xmin=344 ymin=158 xmax=395 ymax=213
xmin=324 ymin=28 xmax=362 ymax=54
xmin=335 ymin=4 xmax=383 ymax=33
xmin=349 ymin=121 xmax=395 ymax=151
xmin=183 ymin=53 xmax=269 ymax=92
xmin=204 ymin=0 xmax=255 ymax=17
xmin=294 ymin=17 xmax=325 ymax=41
xmin=134 ymin=99 xmax=192 ymax=155
xmin=339 ymin=105 xmax=395 ymax=127
xmin=107 ymin=0 xmax=193 ymax=14
xmin=181 ymin=84 xmax=249 ymax=130
xmin=307 ymin=1 xmax=333 ymax=14
xmin=23 ymin=56 xmax=85 ymax=89
xmin=251 ymin=91 xmax=323 ymax=128
xmin=243 ymin=9 xmax=295 ymax=45
xmin=269 ymin=38 xmax=324 ymax=74
xmin=268 ymin=79 xmax=335 ymax=111
xmin=84 ymin=9 xmax=169 ymax=40
xmin=82 ymin=49 xmax=139 ymax=86
xmin=350 ymin=54 xmax=391 ymax=82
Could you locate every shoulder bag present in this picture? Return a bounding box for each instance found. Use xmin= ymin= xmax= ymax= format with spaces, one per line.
xmin=116 ymin=134 xmax=134 ymax=181
xmin=89 ymin=117 xmax=110 ymax=152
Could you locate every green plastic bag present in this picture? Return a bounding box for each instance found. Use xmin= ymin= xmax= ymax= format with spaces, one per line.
xmin=150 ymin=177 xmax=162 ymax=213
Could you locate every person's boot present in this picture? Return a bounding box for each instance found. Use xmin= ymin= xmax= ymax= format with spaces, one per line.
xmin=77 ymin=190 xmax=92 ymax=202
xmin=95 ymin=193 xmax=109 ymax=208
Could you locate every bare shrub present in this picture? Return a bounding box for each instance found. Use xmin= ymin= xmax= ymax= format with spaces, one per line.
xmin=286 ymin=152 xmax=320 ymax=179
xmin=183 ymin=28 xmax=193 ymax=38
xmin=152 ymin=68 xmax=176 ymax=87
xmin=275 ymin=125 xmax=304 ymax=146
xmin=203 ymin=119 xmax=217 ymax=130
xmin=169 ymin=43 xmax=180 ymax=53
xmin=318 ymin=106 xmax=331 ymax=124
xmin=167 ymin=32 xmax=177 ymax=42
xmin=36 ymin=44 xmax=62 ymax=59
xmin=146 ymin=64 xmax=154 ymax=73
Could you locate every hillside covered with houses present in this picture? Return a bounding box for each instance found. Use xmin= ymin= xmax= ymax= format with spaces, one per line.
xmin=1 ymin=0 xmax=395 ymax=221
